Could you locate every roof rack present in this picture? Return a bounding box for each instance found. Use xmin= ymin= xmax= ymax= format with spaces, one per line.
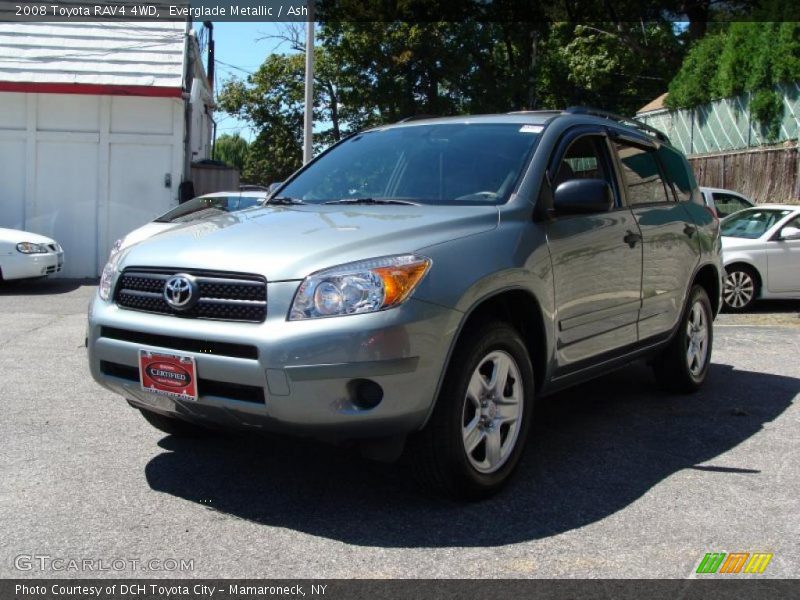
xmin=396 ymin=114 xmax=437 ymax=123
xmin=506 ymin=110 xmax=563 ymax=116
xmin=564 ymin=106 xmax=670 ymax=143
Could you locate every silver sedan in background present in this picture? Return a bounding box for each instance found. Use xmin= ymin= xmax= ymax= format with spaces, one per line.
xmin=700 ymin=186 xmax=754 ymax=219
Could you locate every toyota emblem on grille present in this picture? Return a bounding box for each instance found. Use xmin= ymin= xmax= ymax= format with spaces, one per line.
xmin=163 ymin=274 xmax=198 ymax=310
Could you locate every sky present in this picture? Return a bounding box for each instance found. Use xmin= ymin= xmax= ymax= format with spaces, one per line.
xmin=209 ymin=22 xmax=301 ymax=141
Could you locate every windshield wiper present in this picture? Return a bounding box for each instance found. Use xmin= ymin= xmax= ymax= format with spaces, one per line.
xmin=324 ymin=197 xmax=419 ymax=206
xmin=265 ymin=196 xmax=306 ymax=205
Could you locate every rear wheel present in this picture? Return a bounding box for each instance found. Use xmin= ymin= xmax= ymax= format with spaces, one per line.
xmin=653 ymin=285 xmax=713 ymax=393
xmin=139 ymin=408 xmax=211 ymax=437
xmin=723 ymin=265 xmax=758 ymax=312
xmin=406 ymin=321 xmax=534 ymax=500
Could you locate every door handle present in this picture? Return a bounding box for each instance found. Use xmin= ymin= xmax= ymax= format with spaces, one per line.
xmin=684 ymin=224 xmax=697 ymax=238
xmin=624 ymin=230 xmax=642 ymax=248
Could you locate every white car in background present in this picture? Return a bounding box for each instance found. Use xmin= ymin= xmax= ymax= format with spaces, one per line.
xmin=700 ymin=187 xmax=754 ymax=219
xmin=721 ymin=204 xmax=800 ymax=311
xmin=0 ymin=227 xmax=63 ymax=281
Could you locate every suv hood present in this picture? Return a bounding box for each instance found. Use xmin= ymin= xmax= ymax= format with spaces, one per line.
xmin=117 ymin=204 xmax=499 ymax=280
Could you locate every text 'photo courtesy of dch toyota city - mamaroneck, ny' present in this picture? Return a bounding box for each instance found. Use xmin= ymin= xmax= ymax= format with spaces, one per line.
xmin=1 ymin=1 xmax=799 ymax=598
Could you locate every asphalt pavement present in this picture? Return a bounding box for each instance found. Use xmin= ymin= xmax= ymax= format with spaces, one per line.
xmin=0 ymin=280 xmax=798 ymax=578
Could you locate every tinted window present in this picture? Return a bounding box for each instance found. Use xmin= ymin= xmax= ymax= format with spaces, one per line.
xmin=279 ymin=123 xmax=540 ymax=205
xmin=721 ymin=209 xmax=792 ymax=239
xmin=657 ymin=146 xmax=696 ymax=202
xmin=713 ymin=193 xmax=752 ymax=218
xmin=614 ymin=143 xmax=670 ymax=205
xmin=155 ymin=196 xmax=263 ymax=223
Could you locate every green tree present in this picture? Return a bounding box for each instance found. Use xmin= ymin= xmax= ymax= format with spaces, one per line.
xmin=213 ymin=133 xmax=249 ymax=171
xmin=217 ymin=47 xmax=359 ymax=183
xmin=537 ymin=22 xmax=683 ymax=115
xmin=219 ymin=16 xmax=690 ymax=180
xmin=217 ymin=54 xmax=304 ymax=183
xmin=666 ymin=21 xmax=800 ymax=137
xmin=664 ymin=29 xmax=726 ymax=108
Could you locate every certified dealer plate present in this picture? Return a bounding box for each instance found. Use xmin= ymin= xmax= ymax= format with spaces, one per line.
xmin=139 ymin=350 xmax=198 ymax=402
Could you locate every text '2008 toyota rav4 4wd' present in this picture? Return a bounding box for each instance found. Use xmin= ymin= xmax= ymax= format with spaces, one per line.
xmin=88 ymin=108 xmax=722 ymax=500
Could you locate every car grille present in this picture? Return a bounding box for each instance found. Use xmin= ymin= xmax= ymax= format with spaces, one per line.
xmin=115 ymin=268 xmax=267 ymax=323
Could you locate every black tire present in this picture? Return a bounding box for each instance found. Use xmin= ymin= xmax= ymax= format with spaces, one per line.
xmin=722 ymin=265 xmax=759 ymax=312
xmin=406 ymin=320 xmax=535 ymax=500
xmin=653 ymin=285 xmax=713 ymax=394
xmin=139 ymin=408 xmax=211 ymax=437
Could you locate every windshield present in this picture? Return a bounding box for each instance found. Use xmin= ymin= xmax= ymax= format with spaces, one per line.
xmin=721 ymin=208 xmax=792 ymax=239
xmin=278 ymin=123 xmax=541 ymax=205
xmin=155 ymin=195 xmax=263 ymax=223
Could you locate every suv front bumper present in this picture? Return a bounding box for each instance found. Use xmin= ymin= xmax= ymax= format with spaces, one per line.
xmin=87 ymin=281 xmax=461 ymax=439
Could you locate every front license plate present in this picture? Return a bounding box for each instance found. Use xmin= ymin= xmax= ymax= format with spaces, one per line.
xmin=139 ymin=350 xmax=198 ymax=402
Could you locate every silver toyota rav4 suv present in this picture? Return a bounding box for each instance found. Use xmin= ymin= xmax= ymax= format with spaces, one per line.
xmin=87 ymin=108 xmax=722 ymax=499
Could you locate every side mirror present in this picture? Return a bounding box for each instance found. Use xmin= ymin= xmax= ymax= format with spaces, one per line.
xmin=553 ymin=179 xmax=614 ymax=214
xmin=778 ymin=226 xmax=800 ymax=241
xmin=268 ymin=182 xmax=282 ymax=194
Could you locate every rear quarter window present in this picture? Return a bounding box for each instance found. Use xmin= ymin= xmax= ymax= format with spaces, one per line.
xmin=657 ymin=146 xmax=697 ymax=203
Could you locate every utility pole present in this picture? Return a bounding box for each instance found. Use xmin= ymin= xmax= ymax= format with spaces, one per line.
xmin=303 ymin=20 xmax=314 ymax=164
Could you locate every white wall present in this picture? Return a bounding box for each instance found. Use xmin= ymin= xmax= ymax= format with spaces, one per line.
xmin=188 ymin=37 xmax=214 ymax=164
xmin=0 ymin=22 xmax=186 ymax=88
xmin=0 ymin=92 xmax=185 ymax=277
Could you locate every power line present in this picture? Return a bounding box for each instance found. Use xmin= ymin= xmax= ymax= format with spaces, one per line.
xmin=215 ymin=58 xmax=255 ymax=75
xmin=217 ymin=125 xmax=255 ymax=132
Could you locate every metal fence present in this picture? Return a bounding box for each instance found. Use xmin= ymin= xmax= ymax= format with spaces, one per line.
xmin=637 ymin=82 xmax=800 ymax=156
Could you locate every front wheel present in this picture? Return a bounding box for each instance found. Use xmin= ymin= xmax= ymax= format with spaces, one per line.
xmin=406 ymin=321 xmax=534 ymax=500
xmin=653 ymin=285 xmax=713 ymax=393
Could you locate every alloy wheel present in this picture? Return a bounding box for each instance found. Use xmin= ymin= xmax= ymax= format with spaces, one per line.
xmin=723 ymin=270 xmax=755 ymax=309
xmin=686 ymin=300 xmax=710 ymax=377
xmin=461 ymin=350 xmax=524 ymax=474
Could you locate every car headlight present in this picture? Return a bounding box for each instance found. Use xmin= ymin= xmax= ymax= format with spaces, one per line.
xmin=16 ymin=242 xmax=48 ymax=254
xmin=289 ymin=254 xmax=431 ymax=320
xmin=98 ymin=239 xmax=124 ymax=301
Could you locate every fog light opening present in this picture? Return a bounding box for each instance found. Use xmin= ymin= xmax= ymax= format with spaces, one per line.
xmin=350 ymin=379 xmax=384 ymax=410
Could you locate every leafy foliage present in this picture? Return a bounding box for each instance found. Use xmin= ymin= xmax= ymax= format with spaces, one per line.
xmin=750 ymin=89 xmax=784 ymax=139
xmin=213 ymin=133 xmax=249 ymax=171
xmin=217 ymin=18 xmax=690 ymax=182
xmin=539 ymin=22 xmax=682 ymax=115
xmin=666 ymin=22 xmax=800 ymax=137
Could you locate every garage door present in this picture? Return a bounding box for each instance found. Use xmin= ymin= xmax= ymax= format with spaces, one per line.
xmin=0 ymin=92 xmax=183 ymax=277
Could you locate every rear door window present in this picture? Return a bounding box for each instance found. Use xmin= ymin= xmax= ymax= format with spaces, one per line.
xmin=613 ymin=142 xmax=671 ymax=205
